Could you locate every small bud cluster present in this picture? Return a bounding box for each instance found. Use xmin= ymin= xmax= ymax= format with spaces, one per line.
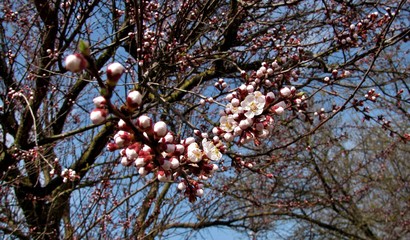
xmin=334 ymin=11 xmax=391 ymax=48
xmin=314 ymin=108 xmax=327 ymax=121
xmin=107 ymin=115 xmax=223 ymax=202
xmin=46 ymin=48 xmax=60 ymax=59
xmin=60 ymin=1 xmax=72 ymax=9
xmin=6 ymin=50 xmax=16 ymax=64
xmin=7 ymin=87 xmax=34 ymax=102
xmin=11 ymin=147 xmax=39 ymax=162
xmin=3 ymin=9 xmax=18 ymax=22
xmin=365 ymin=89 xmax=380 ymax=102
xmin=61 ymin=168 xmax=78 ymax=183
xmin=214 ymin=78 xmax=228 ymax=91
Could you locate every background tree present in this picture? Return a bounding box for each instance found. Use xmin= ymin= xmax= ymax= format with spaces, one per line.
xmin=0 ymin=0 xmax=408 ymax=239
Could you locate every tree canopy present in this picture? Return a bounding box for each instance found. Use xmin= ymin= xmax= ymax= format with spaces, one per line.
xmin=0 ymin=0 xmax=409 ymax=239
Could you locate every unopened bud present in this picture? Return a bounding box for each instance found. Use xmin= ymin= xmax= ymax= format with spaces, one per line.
xmin=154 ymin=121 xmax=168 ymax=138
xmin=106 ymin=62 xmax=125 ymax=87
xmin=90 ymin=108 xmax=107 ymax=124
xmin=280 ymin=87 xmax=291 ymax=97
xmin=137 ymin=115 xmax=152 ymax=129
xmin=126 ymin=90 xmax=142 ymax=109
xmin=93 ymin=96 xmax=106 ymax=108
xmin=65 ymin=53 xmax=88 ymax=73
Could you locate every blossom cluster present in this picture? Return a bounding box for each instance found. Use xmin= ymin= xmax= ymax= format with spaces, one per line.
xmin=64 ymin=55 xmax=224 ymax=201
xmin=61 ymin=168 xmax=78 ymax=183
xmin=107 ymin=115 xmax=223 ymax=202
xmin=335 ymin=11 xmax=391 ymax=48
xmin=64 ymin=56 xmax=306 ymax=200
xmin=213 ymin=62 xmax=306 ymax=147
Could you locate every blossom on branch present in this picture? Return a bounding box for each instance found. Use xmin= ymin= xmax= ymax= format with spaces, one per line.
xmin=202 ymin=139 xmax=222 ymax=161
xmin=241 ymin=91 xmax=266 ymax=119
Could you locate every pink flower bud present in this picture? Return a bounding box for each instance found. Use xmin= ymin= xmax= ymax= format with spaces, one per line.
xmin=231 ymin=98 xmax=240 ymax=107
xmin=280 ymin=87 xmax=291 ymax=97
xmin=196 ymin=188 xmax=204 ymax=197
xmin=121 ymin=157 xmax=132 ymax=166
xmin=223 ymin=132 xmax=234 ymax=142
xmin=126 ymin=90 xmax=142 ymax=109
xmin=274 ymin=106 xmax=284 ymax=115
xmin=164 ymin=132 xmax=174 ymax=143
xmin=114 ymin=131 xmax=131 ymax=148
xmin=174 ymin=144 xmax=185 ymax=154
xmin=170 ymin=157 xmax=180 ymax=169
xmin=161 ymin=159 xmax=172 ymax=171
xmin=106 ymin=143 xmax=118 ymax=151
xmin=93 ymin=96 xmax=106 ymax=108
xmin=233 ymin=126 xmax=242 ymax=136
xmin=154 ymin=121 xmax=168 ymax=138
xmin=125 ymin=145 xmax=140 ymax=160
xmin=106 ymin=62 xmax=125 ymax=86
xmin=138 ymin=167 xmax=148 ymax=176
xmin=211 ymin=164 xmax=219 ymax=172
xmin=266 ymin=92 xmax=275 ymax=103
xmin=177 ymin=181 xmax=186 ymax=191
xmin=117 ymin=119 xmax=131 ymax=131
xmin=157 ymin=170 xmax=169 ymax=182
xmin=165 ymin=144 xmax=175 ymax=153
xmin=65 ymin=53 xmax=88 ymax=73
xmin=137 ymin=115 xmax=152 ymax=129
xmin=239 ymin=119 xmax=252 ymax=130
xmin=256 ymin=70 xmax=264 ymax=78
xmin=90 ymin=108 xmax=107 ymax=124
xmin=255 ymin=122 xmax=264 ymax=131
xmin=135 ymin=157 xmax=146 ymax=167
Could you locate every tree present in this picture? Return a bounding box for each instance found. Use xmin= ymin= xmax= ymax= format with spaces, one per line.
xmin=0 ymin=0 xmax=409 ymax=239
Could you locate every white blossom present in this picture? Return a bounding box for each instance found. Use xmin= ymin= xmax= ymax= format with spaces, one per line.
xmin=196 ymin=188 xmax=204 ymax=197
xmin=202 ymin=139 xmax=222 ymax=161
xmin=187 ymin=142 xmax=202 ymax=163
xmin=241 ymin=91 xmax=266 ymax=119
xmin=219 ymin=115 xmax=237 ymax=133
